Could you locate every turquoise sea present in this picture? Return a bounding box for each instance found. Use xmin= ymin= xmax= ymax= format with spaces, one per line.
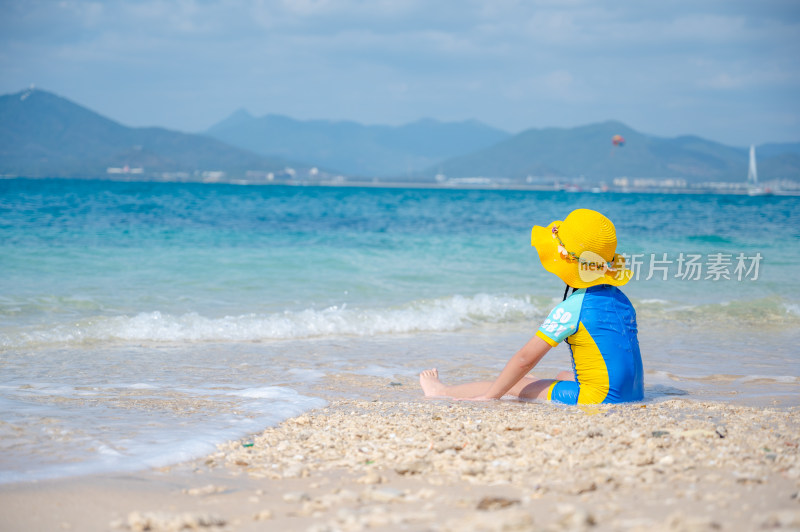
xmin=1 ymin=178 xmax=799 ymax=483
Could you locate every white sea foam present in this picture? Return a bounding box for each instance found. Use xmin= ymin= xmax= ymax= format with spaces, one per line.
xmin=0 ymin=294 xmax=542 ymax=348
xmin=738 ymin=375 xmax=800 ymax=384
xmin=0 ymin=382 xmax=326 ymax=484
xmin=785 ymin=303 xmax=800 ymax=316
xmin=230 ymin=386 xmax=302 ymax=399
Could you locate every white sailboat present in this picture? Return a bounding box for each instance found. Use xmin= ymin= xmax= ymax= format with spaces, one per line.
xmin=746 ymin=145 xmax=769 ymax=196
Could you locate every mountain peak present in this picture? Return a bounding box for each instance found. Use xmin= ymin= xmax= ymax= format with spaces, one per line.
xmin=229 ymin=108 xmax=254 ymax=120
xmin=18 ymin=87 xmax=37 ymax=102
xmin=206 ymin=108 xmax=256 ymax=132
xmin=4 ymin=87 xmax=58 ymax=105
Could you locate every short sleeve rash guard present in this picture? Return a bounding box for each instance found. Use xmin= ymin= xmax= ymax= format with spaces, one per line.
xmin=534 ymin=285 xmax=644 ymax=404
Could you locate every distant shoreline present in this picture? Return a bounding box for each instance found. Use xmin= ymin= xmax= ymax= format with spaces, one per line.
xmin=299 ymin=179 xmax=800 ymax=197
xmin=3 ymin=174 xmax=799 ymax=196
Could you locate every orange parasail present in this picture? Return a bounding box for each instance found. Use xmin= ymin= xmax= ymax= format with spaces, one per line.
xmin=612 ymin=134 xmax=625 ymax=146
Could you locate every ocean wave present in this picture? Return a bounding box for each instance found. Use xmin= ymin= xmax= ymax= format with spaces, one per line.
xmin=5 ymin=292 xmax=797 ymax=349
xmin=0 ymin=294 xmax=544 ymax=348
xmin=634 ymin=296 xmax=800 ymax=326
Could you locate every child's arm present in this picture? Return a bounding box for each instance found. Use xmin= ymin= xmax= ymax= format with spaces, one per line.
xmin=465 ymin=335 xmax=552 ymax=401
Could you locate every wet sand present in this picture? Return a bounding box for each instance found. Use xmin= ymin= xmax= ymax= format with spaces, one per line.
xmin=1 ymin=380 xmax=799 ymax=532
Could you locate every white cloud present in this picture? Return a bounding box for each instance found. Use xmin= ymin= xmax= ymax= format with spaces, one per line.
xmin=0 ymin=0 xmax=798 ymax=143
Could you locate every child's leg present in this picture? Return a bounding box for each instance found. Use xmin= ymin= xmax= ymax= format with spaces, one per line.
xmin=511 ymin=377 xmax=559 ymax=400
xmin=419 ymin=369 xmax=558 ymax=400
xmin=419 ymin=369 xmax=492 ymax=398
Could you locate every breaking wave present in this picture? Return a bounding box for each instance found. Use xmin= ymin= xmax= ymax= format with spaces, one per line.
xmin=0 ymin=293 xmax=544 ymax=348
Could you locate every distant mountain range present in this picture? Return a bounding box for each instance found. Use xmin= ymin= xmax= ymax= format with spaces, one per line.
xmin=0 ymin=89 xmax=290 ymax=179
xmin=432 ymin=121 xmax=800 ymax=182
xmin=206 ymin=110 xmax=510 ymax=178
xmin=2 ymin=88 xmax=799 ymax=184
xmin=206 ymin=110 xmax=800 ymax=184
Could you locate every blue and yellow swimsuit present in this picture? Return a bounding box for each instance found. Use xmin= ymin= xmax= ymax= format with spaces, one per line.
xmin=535 ymin=285 xmax=644 ymax=404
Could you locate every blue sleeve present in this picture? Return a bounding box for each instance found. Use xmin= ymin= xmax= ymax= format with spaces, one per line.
xmin=537 ymin=292 xmax=584 ymax=344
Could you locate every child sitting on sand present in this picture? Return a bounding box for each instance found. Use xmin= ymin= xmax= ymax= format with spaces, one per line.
xmin=420 ymin=208 xmax=643 ymax=404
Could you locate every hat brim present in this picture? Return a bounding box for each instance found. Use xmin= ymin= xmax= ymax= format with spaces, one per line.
xmin=531 ymin=221 xmax=632 ymax=288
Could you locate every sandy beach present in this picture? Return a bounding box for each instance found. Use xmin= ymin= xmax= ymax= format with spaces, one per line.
xmin=1 ymin=371 xmax=798 ymax=532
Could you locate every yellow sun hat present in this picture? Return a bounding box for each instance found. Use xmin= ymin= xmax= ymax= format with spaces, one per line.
xmin=531 ymin=209 xmax=632 ymax=288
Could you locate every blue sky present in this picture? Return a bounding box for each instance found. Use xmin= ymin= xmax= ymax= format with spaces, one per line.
xmin=1 ymin=0 xmax=798 ymax=146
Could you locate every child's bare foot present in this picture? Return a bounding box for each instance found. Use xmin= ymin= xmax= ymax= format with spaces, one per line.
xmin=419 ymin=368 xmax=447 ymax=397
